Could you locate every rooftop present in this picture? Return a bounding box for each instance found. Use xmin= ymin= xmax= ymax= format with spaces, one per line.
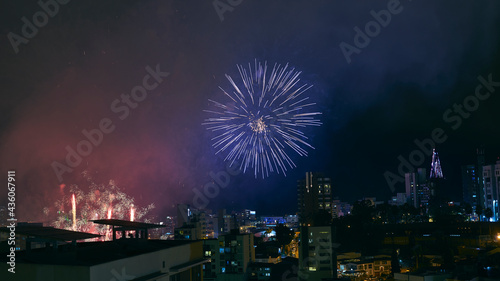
xmin=0 ymin=225 xmax=100 ymax=241
xmin=0 ymin=239 xmax=196 ymax=266
xmin=91 ymin=219 xmax=166 ymax=230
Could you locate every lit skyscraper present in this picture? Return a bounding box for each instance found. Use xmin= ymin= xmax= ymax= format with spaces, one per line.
xmin=297 ymin=172 xmax=333 ymax=225
xmin=428 ymin=148 xmax=446 ymax=203
xmin=405 ymin=168 xmax=429 ymax=210
xmin=299 ymin=225 xmax=337 ymax=280
xmin=430 ymin=149 xmax=444 ymax=179
xmin=462 ymin=165 xmax=480 ymax=207
xmin=462 ymin=148 xmax=486 ymax=216
xmin=482 ymin=160 xmax=500 ymax=221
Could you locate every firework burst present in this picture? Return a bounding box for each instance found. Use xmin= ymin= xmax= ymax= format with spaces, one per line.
xmin=203 ymin=60 xmax=322 ymax=177
xmin=47 ymin=172 xmax=155 ymax=239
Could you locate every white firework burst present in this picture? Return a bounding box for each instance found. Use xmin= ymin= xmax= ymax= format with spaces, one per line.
xmin=203 ymin=60 xmax=322 ymax=177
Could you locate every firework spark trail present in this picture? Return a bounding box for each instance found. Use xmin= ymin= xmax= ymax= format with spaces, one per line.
xmin=130 ymin=205 xmax=135 ymax=222
xmin=203 ymin=60 xmax=322 ymax=177
xmin=72 ymin=194 xmax=76 ymax=231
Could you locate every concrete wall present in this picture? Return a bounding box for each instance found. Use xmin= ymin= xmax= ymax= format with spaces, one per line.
xmin=90 ymin=242 xmax=201 ymax=281
xmin=0 ymin=263 xmax=90 ymax=281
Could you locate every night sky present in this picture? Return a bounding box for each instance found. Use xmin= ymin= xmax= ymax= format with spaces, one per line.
xmin=1 ymin=0 xmax=500 ymax=222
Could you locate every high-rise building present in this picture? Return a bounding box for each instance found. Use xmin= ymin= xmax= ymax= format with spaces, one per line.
xmin=299 ymin=225 xmax=337 ymax=281
xmin=462 ymin=148 xmax=487 ymax=216
xmin=482 ymin=160 xmax=500 ymax=221
xmin=428 ymin=149 xmax=446 ymax=202
xmin=245 ymin=210 xmax=257 ymax=221
xmin=429 ymin=149 xmax=444 ymax=179
xmin=191 ymin=209 xmax=208 ymax=237
xmin=462 ymin=164 xmax=481 ymax=208
xmin=477 ymin=148 xmax=486 ymax=208
xmin=404 ymin=168 xmax=428 ymax=210
xmin=177 ymin=204 xmax=191 ymax=227
xmin=206 ymin=213 xmax=218 ymax=238
xmin=389 ymin=193 xmax=408 ymax=206
xmin=162 ymin=216 xmax=176 ymax=239
xmin=174 ymin=205 xmax=210 ymax=239
xmin=203 ymin=230 xmax=255 ymax=281
xmin=217 ymin=209 xmax=236 ymax=236
xmin=331 ymin=199 xmax=352 ymax=217
xmin=297 ymin=172 xmax=333 ymax=225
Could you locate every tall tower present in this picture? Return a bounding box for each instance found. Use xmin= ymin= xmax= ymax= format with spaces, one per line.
xmin=297 ymin=172 xmax=333 ymax=225
xmin=482 ymin=162 xmax=499 ymax=221
xmin=405 ymin=168 xmax=430 ymax=212
xmin=462 ymin=148 xmax=487 ymax=218
xmin=430 ymin=149 xmax=444 ymax=179
xmin=428 ymin=149 xmax=447 ymax=209
xmin=477 ymin=147 xmax=485 ymax=211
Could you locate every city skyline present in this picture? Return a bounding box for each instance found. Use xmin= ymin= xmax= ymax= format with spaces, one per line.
xmin=0 ymin=0 xmax=499 ymax=222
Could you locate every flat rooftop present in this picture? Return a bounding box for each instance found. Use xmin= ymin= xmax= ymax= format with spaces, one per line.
xmin=91 ymin=219 xmax=166 ymax=230
xmin=0 ymin=225 xmax=100 ymax=241
xmin=0 ymin=239 xmax=196 ymax=266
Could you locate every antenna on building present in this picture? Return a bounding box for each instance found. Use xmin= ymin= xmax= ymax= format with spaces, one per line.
xmin=430 ymin=148 xmax=444 ymax=179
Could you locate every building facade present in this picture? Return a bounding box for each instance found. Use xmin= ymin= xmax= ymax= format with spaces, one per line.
xmin=462 ymin=149 xmax=486 ymax=217
xmin=203 ymin=231 xmax=255 ymax=281
xmin=299 ymin=225 xmax=337 ymax=281
xmin=405 ymin=168 xmax=429 ymax=210
xmin=0 ymin=239 xmax=206 ymax=281
xmin=483 ymin=160 xmax=500 ymax=221
xmin=297 ymin=172 xmax=333 ymax=225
